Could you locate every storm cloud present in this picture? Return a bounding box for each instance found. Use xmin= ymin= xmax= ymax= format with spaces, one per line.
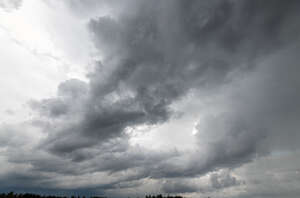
xmin=33 ymin=0 xmax=300 ymax=154
xmin=1 ymin=0 xmax=300 ymax=197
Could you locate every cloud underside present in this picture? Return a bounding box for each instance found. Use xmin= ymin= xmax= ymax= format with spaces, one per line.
xmin=1 ymin=0 xmax=300 ymax=197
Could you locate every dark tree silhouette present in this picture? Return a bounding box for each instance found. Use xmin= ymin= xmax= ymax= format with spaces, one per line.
xmin=0 ymin=192 xmax=184 ymax=198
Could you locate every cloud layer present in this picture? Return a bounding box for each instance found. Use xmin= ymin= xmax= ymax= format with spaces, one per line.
xmin=1 ymin=0 xmax=300 ymax=197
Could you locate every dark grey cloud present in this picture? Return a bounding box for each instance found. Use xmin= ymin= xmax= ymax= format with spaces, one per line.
xmin=29 ymin=79 xmax=88 ymax=118
xmin=189 ymin=45 xmax=300 ymax=177
xmin=34 ymin=0 xmax=300 ymax=156
xmin=161 ymin=181 xmax=199 ymax=194
xmin=2 ymin=0 xmax=300 ymax=196
xmin=27 ymin=0 xmax=300 ymax=179
xmin=161 ymin=170 xmax=243 ymax=194
xmin=0 ymin=172 xmax=50 ymax=189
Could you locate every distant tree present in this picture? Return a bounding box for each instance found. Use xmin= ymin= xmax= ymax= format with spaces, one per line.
xmin=7 ymin=192 xmax=14 ymax=198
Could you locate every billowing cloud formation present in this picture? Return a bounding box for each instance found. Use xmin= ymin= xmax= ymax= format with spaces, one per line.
xmin=35 ymin=0 xmax=300 ymax=155
xmin=1 ymin=0 xmax=300 ymax=197
xmin=161 ymin=169 xmax=243 ymax=194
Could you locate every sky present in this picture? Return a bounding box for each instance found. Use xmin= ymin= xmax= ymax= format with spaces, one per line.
xmin=1 ymin=0 xmax=300 ymax=198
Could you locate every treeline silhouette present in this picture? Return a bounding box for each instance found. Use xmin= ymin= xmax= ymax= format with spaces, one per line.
xmin=0 ymin=192 xmax=101 ymax=198
xmin=145 ymin=195 xmax=183 ymax=198
xmin=0 ymin=192 xmax=184 ymax=198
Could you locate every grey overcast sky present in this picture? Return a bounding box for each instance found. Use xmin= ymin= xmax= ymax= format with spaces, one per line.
xmin=1 ymin=0 xmax=300 ymax=197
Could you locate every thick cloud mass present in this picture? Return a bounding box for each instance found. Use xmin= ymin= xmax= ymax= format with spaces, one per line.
xmin=35 ymin=0 xmax=300 ymax=154
xmin=1 ymin=0 xmax=300 ymax=197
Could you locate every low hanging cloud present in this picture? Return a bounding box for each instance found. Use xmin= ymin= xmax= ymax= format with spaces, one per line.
xmin=161 ymin=169 xmax=243 ymax=194
xmin=1 ymin=0 xmax=300 ymax=197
